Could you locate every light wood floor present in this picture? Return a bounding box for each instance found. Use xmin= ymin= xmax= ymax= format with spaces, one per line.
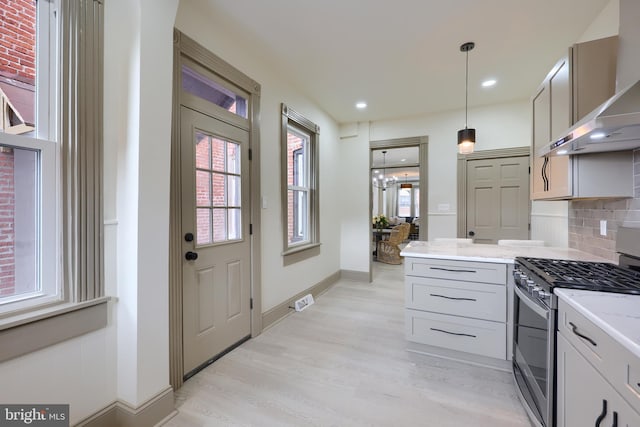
xmin=163 ymin=263 xmax=532 ymax=427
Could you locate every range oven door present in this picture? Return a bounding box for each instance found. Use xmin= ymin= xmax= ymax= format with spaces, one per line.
xmin=513 ymin=286 xmax=555 ymax=427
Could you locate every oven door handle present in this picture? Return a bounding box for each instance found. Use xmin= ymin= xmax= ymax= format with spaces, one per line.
xmin=514 ymin=286 xmax=549 ymax=319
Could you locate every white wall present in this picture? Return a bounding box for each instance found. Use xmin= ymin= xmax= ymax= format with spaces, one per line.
xmin=175 ymin=4 xmax=342 ymax=312
xmin=109 ymin=0 xmax=178 ymax=406
xmin=339 ymin=122 xmax=371 ymax=273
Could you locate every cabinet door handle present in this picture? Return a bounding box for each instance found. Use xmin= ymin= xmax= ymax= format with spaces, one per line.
xmin=430 ymin=327 xmax=476 ymax=338
xmin=542 ymin=156 xmax=549 ymax=191
xmin=429 ymin=293 xmax=477 ymax=302
xmin=569 ymin=321 xmax=597 ymax=347
xmin=611 ymin=411 xmax=617 ymax=427
xmin=429 ymin=267 xmax=477 ymax=273
xmin=595 ymin=399 xmax=607 ymax=427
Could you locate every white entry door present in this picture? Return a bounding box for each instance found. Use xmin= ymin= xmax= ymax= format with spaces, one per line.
xmin=466 ymin=156 xmax=530 ymax=244
xmin=181 ymin=106 xmax=251 ymax=377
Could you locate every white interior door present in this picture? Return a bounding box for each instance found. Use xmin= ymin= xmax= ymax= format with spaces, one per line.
xmin=466 ymin=156 xmax=530 ymax=243
xmin=181 ymin=106 xmax=251 ymax=377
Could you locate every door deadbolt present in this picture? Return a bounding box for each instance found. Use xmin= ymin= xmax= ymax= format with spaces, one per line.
xmin=184 ymin=232 xmax=194 ymax=242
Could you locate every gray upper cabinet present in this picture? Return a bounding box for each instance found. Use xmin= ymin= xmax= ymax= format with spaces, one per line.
xmin=531 ymin=36 xmax=633 ymax=200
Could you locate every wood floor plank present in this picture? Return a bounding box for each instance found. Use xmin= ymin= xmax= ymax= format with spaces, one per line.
xmin=164 ymin=263 xmax=531 ymax=426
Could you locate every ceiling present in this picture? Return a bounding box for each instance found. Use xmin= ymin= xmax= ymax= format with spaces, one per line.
xmin=200 ymin=0 xmax=611 ymax=124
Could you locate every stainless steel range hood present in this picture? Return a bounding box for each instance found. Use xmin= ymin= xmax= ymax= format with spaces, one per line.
xmin=538 ymin=79 xmax=640 ymax=156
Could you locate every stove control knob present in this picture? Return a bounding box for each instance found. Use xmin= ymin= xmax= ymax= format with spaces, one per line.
xmin=538 ymin=291 xmax=551 ymax=299
xmin=526 ymin=280 xmax=536 ymax=289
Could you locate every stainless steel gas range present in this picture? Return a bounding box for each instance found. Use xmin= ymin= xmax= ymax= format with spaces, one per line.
xmin=512 ymin=227 xmax=640 ymax=427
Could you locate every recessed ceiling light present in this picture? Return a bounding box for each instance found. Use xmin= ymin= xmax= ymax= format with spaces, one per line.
xmin=481 ymin=79 xmax=497 ymax=87
xmin=401 ymin=158 xmax=406 ymax=162
xmin=590 ymin=132 xmax=606 ymax=140
xmin=356 ymin=102 xmax=367 ymax=109
xmin=557 ymin=150 xmax=568 ymax=155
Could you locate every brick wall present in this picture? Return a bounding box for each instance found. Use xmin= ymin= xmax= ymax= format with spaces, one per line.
xmin=569 ymin=149 xmax=640 ymax=262
xmin=0 ymin=149 xmax=15 ymax=296
xmin=0 ymin=0 xmax=36 ymax=82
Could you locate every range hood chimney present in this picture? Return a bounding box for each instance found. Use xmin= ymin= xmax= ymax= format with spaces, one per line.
xmin=540 ymin=0 xmax=640 ymax=156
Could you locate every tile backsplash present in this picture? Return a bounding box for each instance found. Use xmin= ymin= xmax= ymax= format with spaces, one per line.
xmin=569 ymin=149 xmax=640 ymax=262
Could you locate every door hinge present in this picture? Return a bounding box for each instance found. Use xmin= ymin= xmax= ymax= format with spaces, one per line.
xmin=528 ymin=166 xmax=530 ymax=174
xmin=528 ymin=223 xmax=531 ymax=231
xmin=250 ymin=298 xmax=253 ymax=310
xmin=249 ymin=223 xmax=253 ymax=235
xmin=248 ymin=148 xmax=252 ymax=161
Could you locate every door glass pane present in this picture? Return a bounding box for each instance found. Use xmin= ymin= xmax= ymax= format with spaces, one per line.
xmin=195 ymin=134 xmax=210 ymax=169
xmin=414 ymin=188 xmax=420 ymax=217
xmin=182 ymin=65 xmax=248 ymax=118
xmin=196 ymin=208 xmax=212 ymax=245
xmin=228 ymin=208 xmax=241 ymax=240
xmin=194 ymin=132 xmax=243 ymax=245
xmin=227 ymin=175 xmax=241 ymax=207
xmin=0 ymin=146 xmax=38 ymax=300
xmin=211 ymin=173 xmax=226 ymax=206
xmin=211 ymin=138 xmax=225 ymax=172
xmin=212 ymin=208 xmax=227 ymax=242
xmin=226 ymin=142 xmax=240 ymax=174
xmin=195 ymin=171 xmax=210 ymax=206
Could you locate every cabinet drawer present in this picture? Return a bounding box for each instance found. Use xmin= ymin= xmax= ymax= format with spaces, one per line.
xmin=558 ymin=302 xmax=611 ymax=373
xmin=405 ymin=258 xmax=506 ymax=285
xmin=405 ymin=276 xmax=505 ymax=322
xmin=405 ymin=309 xmax=506 ymax=360
xmin=623 ymin=355 xmax=640 ymax=414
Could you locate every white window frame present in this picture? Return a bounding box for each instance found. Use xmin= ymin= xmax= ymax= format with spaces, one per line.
xmin=0 ymin=0 xmax=60 ymax=316
xmin=280 ymin=104 xmax=320 ymax=258
xmin=0 ymin=0 xmax=107 ymax=362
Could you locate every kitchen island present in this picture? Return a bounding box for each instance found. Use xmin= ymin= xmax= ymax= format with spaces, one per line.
xmin=399 ymin=240 xmax=609 ymax=370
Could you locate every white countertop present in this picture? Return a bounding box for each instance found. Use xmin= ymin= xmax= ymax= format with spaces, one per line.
xmin=400 ymin=241 xmax=611 ymax=264
xmin=555 ymin=288 xmax=640 ymax=359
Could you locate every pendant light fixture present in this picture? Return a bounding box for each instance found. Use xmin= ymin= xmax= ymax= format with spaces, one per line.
xmin=458 ymin=41 xmax=476 ymax=155
xmin=400 ymin=173 xmax=412 ymax=189
xmin=372 ymin=150 xmax=397 ymax=191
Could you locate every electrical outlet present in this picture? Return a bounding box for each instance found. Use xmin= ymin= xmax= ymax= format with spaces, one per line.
xmin=600 ymin=220 xmax=607 ymax=236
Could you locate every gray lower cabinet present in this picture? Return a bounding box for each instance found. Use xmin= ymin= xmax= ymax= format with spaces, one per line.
xmin=404 ymin=257 xmax=507 ymax=360
xmin=556 ymin=300 xmax=640 ymax=427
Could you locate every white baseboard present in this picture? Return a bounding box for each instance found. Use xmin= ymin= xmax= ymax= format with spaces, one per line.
xmin=76 ymin=387 xmax=175 ymax=427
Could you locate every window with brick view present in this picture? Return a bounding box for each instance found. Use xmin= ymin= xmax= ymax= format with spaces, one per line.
xmin=0 ymin=0 xmax=37 ymax=301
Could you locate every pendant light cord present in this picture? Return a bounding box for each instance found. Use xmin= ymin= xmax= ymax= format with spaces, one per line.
xmin=465 ymin=49 xmax=469 ymax=128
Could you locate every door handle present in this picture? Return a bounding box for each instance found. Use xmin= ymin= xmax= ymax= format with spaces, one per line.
xmin=185 ymin=251 xmax=198 ymax=261
xmin=468 ymin=230 xmax=475 ymax=237
xmin=611 ymin=411 xmax=617 ymax=427
xmin=595 ymin=399 xmax=607 ymax=427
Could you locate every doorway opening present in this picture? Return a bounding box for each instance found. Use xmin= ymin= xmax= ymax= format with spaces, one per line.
xmin=369 ymin=137 xmax=428 ymax=281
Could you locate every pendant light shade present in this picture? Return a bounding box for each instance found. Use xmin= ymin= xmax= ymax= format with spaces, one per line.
xmin=400 ymin=173 xmax=412 ymax=189
xmin=458 ymin=41 xmax=476 ymax=155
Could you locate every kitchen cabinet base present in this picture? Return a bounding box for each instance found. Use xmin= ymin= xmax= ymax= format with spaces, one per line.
xmin=406 ymin=341 xmax=511 ymax=373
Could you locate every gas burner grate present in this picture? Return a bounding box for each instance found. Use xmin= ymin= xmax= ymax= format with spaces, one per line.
xmin=516 ymin=257 xmax=640 ymax=294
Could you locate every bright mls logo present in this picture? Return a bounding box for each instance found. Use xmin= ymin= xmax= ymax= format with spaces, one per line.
xmin=0 ymin=405 xmax=69 ymax=426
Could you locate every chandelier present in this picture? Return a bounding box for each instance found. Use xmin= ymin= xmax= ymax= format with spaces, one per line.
xmin=372 ymin=150 xmax=397 ymax=191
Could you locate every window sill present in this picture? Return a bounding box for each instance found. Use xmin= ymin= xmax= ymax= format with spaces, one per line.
xmin=282 ymin=243 xmax=321 ymax=266
xmin=0 ymin=296 xmax=111 ymax=363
